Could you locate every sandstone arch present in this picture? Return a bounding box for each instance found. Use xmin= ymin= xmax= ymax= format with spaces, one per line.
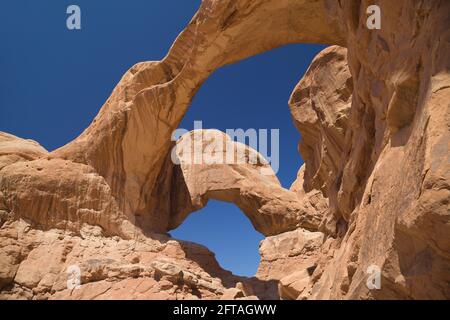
xmin=0 ymin=0 xmax=449 ymax=300
xmin=167 ymin=129 xmax=322 ymax=236
xmin=48 ymin=0 xmax=344 ymax=232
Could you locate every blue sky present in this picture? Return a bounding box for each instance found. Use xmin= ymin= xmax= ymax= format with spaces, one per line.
xmin=0 ymin=0 xmax=325 ymax=276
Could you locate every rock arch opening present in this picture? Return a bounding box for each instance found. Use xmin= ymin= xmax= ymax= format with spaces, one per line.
xmin=166 ymin=44 xmax=326 ymax=276
xmin=1 ymin=0 xmax=447 ymax=300
xmin=171 ymin=200 xmax=264 ymax=277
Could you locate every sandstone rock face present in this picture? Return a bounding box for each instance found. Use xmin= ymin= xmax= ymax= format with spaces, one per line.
xmin=289 ymin=46 xmax=352 ymax=202
xmin=0 ymin=159 xmax=131 ymax=239
xmin=170 ymin=129 xmax=322 ymax=236
xmin=257 ymin=229 xmax=324 ymax=279
xmin=0 ymin=132 xmax=48 ymax=170
xmin=49 ymin=0 xmax=344 ymax=234
xmin=1 ymin=0 xmax=449 ymax=300
xmin=0 ymin=219 xmax=271 ymax=300
xmin=296 ymin=1 xmax=450 ymax=300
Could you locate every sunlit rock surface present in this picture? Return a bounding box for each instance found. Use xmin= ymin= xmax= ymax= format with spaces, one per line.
xmin=0 ymin=0 xmax=449 ymax=299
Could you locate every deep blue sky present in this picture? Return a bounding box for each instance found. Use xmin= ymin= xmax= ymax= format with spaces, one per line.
xmin=0 ymin=1 xmax=325 ymax=276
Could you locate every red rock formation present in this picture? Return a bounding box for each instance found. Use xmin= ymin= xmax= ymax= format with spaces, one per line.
xmin=0 ymin=0 xmax=448 ymax=300
xmin=169 ymin=129 xmax=322 ymax=236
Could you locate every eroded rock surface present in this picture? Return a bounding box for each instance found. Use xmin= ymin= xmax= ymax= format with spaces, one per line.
xmin=311 ymin=1 xmax=448 ymax=299
xmin=1 ymin=0 xmax=449 ymax=300
xmin=170 ymin=129 xmax=322 ymax=236
xmin=0 ymin=132 xmax=48 ymax=170
xmin=0 ymin=219 xmax=275 ymax=300
xmin=49 ymin=0 xmax=344 ymax=233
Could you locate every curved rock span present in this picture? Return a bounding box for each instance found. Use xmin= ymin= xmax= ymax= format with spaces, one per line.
xmin=169 ymin=129 xmax=322 ymax=236
xmin=0 ymin=0 xmax=449 ymax=299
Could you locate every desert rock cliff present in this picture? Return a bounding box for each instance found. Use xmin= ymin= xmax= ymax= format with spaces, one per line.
xmin=0 ymin=0 xmax=449 ymax=299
